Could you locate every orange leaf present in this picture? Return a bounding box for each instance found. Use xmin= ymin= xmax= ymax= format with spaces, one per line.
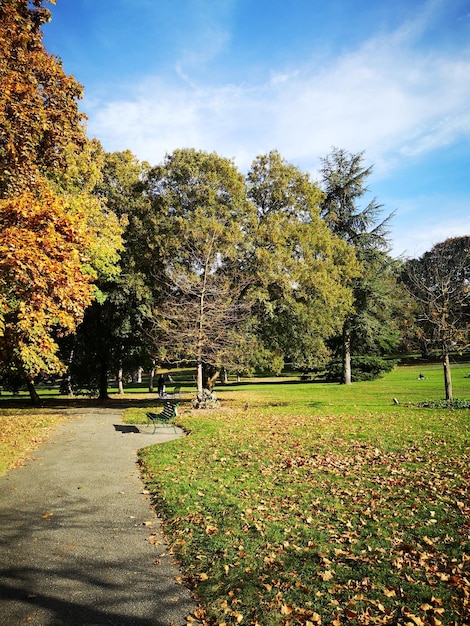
xmin=281 ymin=604 xmax=293 ymax=615
xmin=344 ymin=608 xmax=357 ymax=619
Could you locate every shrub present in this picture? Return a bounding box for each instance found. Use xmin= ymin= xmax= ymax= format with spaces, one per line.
xmin=414 ymin=398 xmax=470 ymax=409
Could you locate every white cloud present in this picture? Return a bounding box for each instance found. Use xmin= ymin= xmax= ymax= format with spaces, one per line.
xmin=392 ymin=218 xmax=470 ymax=259
xmin=81 ymin=2 xmax=470 ymax=260
xmin=389 ymin=194 xmax=470 ymax=259
xmin=86 ymin=21 xmax=470 ymax=177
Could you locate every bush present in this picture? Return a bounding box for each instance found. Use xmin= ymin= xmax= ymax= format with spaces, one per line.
xmin=414 ymin=398 xmax=470 ymax=409
xmin=325 ymin=355 xmax=398 ymax=382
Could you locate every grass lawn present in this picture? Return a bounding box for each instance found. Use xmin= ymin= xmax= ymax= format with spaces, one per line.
xmin=129 ymin=363 xmax=470 ymax=625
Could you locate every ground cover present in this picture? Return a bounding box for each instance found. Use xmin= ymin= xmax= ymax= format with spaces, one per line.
xmin=132 ymin=364 xmax=470 ymax=625
xmin=0 ymin=410 xmax=63 ymax=475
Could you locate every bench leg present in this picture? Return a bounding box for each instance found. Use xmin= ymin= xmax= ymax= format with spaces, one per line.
xmin=148 ymin=420 xmax=177 ymax=434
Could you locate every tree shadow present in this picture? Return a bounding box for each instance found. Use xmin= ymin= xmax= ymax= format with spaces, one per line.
xmin=0 ymin=497 xmax=194 ymax=625
xmin=0 ymin=395 xmax=191 ymax=411
xmin=0 ymin=580 xmax=164 ymax=625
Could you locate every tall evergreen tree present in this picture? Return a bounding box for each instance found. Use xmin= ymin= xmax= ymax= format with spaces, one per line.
xmin=64 ymin=150 xmax=151 ymax=399
xmin=319 ymin=147 xmax=398 ymax=383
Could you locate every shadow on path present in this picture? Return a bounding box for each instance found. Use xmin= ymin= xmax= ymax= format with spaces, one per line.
xmin=0 ymin=408 xmax=195 ymax=626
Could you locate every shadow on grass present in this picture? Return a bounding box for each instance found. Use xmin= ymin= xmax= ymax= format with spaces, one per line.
xmin=0 ymin=395 xmax=191 ymax=411
xmin=0 ymin=377 xmax=326 ymax=410
xmin=224 ymin=378 xmax=326 ymax=387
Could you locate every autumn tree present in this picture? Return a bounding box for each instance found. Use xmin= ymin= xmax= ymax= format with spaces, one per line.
xmin=0 ymin=1 xmax=122 ymax=401
xmin=0 ymin=0 xmax=86 ymax=197
xmin=401 ymin=237 xmax=470 ymax=400
xmin=319 ymin=147 xmax=397 ymax=384
xmin=247 ymin=151 xmax=359 ymax=373
xmin=0 ymin=188 xmax=95 ymax=402
xmin=143 ymin=149 xmax=257 ymax=393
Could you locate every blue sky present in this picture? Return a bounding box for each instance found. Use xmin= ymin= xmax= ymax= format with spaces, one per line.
xmin=42 ymin=0 xmax=470 ymax=259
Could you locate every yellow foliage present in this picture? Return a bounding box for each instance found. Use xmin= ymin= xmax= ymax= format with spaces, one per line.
xmin=0 ymin=185 xmax=95 ymax=378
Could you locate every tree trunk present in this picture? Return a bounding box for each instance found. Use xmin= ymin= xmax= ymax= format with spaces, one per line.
xmin=26 ymin=378 xmax=41 ymax=405
xmin=196 ymin=361 xmax=203 ymax=394
xmin=117 ymin=367 xmax=124 ymax=394
xmin=61 ymin=372 xmax=73 ymax=397
xmin=342 ymin=321 xmax=352 ymax=385
xmin=60 ymin=346 xmax=75 ymax=396
xmin=220 ymin=367 xmax=228 ymax=384
xmin=149 ymin=366 xmax=155 ymax=393
xmin=203 ymin=364 xmax=220 ymax=390
xmin=443 ymin=351 xmax=453 ymax=400
xmin=98 ymin=356 xmax=109 ymax=400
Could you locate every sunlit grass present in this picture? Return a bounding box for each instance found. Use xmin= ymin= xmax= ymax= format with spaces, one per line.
xmin=134 ymin=364 xmax=470 ymax=625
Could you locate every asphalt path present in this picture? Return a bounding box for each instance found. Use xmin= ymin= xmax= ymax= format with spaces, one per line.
xmin=0 ymin=407 xmax=196 ymax=625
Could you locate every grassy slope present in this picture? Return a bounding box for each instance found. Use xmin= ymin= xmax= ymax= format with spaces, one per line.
xmin=133 ymin=364 xmax=470 ymax=625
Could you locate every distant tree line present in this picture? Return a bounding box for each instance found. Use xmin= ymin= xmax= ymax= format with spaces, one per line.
xmin=1 ymin=0 xmax=469 ymax=403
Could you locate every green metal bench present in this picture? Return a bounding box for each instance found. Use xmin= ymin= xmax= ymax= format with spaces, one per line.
xmin=146 ymin=401 xmax=179 ymax=434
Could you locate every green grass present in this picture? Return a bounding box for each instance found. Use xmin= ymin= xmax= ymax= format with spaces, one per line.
xmin=131 ymin=364 xmax=470 ymax=625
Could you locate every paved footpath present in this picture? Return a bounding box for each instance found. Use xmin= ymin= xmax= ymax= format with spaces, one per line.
xmin=0 ymin=407 xmax=196 ymax=625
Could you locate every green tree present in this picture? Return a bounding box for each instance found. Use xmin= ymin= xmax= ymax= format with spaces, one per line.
xmin=143 ymin=149 xmax=257 ymax=393
xmin=64 ymin=150 xmax=150 ymax=399
xmin=247 ymin=151 xmax=360 ymax=374
xmin=401 ymin=237 xmax=470 ymax=400
xmin=319 ymin=147 xmax=397 ymax=384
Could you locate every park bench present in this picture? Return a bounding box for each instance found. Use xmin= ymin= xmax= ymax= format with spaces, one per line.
xmin=146 ymin=401 xmax=179 ymax=434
